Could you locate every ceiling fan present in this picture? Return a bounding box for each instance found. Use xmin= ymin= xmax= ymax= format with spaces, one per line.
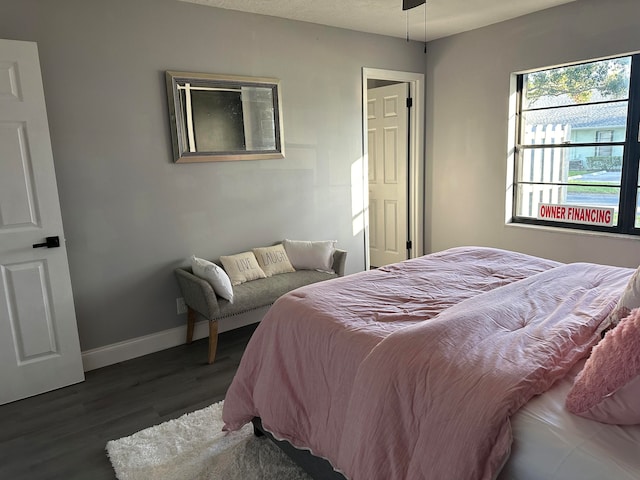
xmin=402 ymin=0 xmax=428 ymax=49
xmin=402 ymin=0 xmax=426 ymax=9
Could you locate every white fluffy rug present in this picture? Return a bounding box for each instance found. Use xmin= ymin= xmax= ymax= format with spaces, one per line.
xmin=106 ymin=401 xmax=311 ymax=480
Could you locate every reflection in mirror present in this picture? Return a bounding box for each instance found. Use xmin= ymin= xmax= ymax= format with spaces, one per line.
xmin=166 ymin=71 xmax=285 ymax=162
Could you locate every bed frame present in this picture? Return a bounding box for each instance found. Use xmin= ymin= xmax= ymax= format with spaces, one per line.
xmin=252 ymin=417 xmax=346 ymax=480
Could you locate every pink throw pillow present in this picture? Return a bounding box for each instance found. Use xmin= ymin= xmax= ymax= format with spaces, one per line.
xmin=565 ymin=307 xmax=640 ymax=425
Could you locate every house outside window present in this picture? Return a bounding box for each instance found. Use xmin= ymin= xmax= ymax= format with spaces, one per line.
xmin=510 ymin=54 xmax=640 ymax=234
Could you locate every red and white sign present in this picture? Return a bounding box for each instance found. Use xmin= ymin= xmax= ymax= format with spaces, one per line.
xmin=537 ymin=203 xmax=614 ymax=227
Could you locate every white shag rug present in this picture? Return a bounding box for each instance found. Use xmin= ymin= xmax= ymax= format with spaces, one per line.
xmin=106 ymin=401 xmax=312 ymax=480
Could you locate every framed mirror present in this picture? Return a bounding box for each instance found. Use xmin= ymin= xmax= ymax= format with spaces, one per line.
xmin=165 ymin=71 xmax=285 ymax=163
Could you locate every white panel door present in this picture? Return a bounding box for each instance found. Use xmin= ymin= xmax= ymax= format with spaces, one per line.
xmin=367 ymin=83 xmax=408 ymax=268
xmin=0 ymin=39 xmax=84 ymax=405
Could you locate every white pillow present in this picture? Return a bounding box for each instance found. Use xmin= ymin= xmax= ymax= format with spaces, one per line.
xmin=219 ymin=251 xmax=267 ymax=286
xmin=252 ymin=244 xmax=295 ymax=277
xmin=282 ymin=239 xmax=336 ymax=273
xmin=190 ymin=255 xmax=234 ymax=302
xmin=604 ymin=266 xmax=640 ymax=329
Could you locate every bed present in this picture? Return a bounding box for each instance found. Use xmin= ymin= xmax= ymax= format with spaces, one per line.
xmin=222 ymin=246 xmax=640 ymax=479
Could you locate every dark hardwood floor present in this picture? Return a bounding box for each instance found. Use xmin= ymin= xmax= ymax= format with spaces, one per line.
xmin=0 ymin=324 xmax=257 ymax=480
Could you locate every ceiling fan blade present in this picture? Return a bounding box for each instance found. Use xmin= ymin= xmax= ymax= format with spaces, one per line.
xmin=402 ymin=0 xmax=426 ymax=10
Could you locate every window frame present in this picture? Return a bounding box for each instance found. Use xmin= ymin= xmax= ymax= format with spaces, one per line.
xmin=511 ymin=53 xmax=640 ymax=235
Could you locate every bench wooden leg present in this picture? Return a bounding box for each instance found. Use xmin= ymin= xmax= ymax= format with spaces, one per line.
xmin=186 ymin=307 xmax=196 ymax=344
xmin=208 ymin=319 xmax=219 ymax=364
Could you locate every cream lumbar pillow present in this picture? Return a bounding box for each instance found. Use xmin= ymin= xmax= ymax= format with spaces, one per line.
xmin=219 ymin=251 xmax=267 ymax=286
xmin=282 ymin=239 xmax=336 ymax=273
xmin=190 ymin=255 xmax=234 ymax=302
xmin=252 ymin=244 xmax=295 ymax=277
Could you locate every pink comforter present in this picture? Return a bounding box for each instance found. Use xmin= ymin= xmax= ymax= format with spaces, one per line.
xmin=222 ymin=247 xmax=631 ymax=479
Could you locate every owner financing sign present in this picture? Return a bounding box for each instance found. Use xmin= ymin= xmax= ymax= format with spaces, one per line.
xmin=538 ymin=204 xmax=615 ymax=227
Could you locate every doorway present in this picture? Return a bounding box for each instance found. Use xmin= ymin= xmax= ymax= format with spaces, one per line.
xmin=362 ymin=68 xmax=424 ymax=269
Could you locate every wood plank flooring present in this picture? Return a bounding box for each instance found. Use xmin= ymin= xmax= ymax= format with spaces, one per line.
xmin=0 ymin=324 xmax=257 ymax=480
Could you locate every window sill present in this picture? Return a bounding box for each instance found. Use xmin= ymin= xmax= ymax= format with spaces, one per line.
xmin=504 ymin=221 xmax=640 ymax=241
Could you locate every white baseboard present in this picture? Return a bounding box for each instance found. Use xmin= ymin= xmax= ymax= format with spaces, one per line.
xmin=81 ymin=307 xmax=269 ymax=372
xmin=81 ymin=320 xmax=207 ymax=371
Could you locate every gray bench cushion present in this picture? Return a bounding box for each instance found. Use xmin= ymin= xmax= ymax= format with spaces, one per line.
xmin=216 ymin=270 xmax=337 ymax=318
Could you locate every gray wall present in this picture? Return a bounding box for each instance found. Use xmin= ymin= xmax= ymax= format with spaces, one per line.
xmin=426 ymin=0 xmax=640 ymax=266
xmin=0 ymin=0 xmax=426 ymax=350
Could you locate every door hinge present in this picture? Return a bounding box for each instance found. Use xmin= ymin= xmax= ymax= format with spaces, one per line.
xmin=406 ymin=97 xmax=413 ymax=108
xmin=406 ymin=240 xmax=413 ymax=250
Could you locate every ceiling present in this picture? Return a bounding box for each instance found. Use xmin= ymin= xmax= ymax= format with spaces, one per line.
xmin=179 ymin=0 xmax=577 ymax=42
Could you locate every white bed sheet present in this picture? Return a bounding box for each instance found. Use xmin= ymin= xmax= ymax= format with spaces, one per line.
xmin=499 ymin=359 xmax=640 ymax=480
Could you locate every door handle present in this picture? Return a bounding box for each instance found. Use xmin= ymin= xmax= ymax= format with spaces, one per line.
xmin=32 ymin=236 xmax=60 ymax=249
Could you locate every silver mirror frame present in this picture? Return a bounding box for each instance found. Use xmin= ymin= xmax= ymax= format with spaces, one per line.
xmin=165 ymin=71 xmax=285 ymax=163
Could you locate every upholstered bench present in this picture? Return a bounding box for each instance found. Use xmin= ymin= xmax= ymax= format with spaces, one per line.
xmin=175 ymin=248 xmax=347 ymax=363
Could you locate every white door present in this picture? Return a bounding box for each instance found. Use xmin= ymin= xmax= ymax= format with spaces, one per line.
xmin=0 ymin=39 xmax=84 ymax=405
xmin=367 ymin=83 xmax=409 ymax=268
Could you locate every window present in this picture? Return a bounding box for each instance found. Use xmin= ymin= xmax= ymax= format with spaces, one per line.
xmin=511 ymin=54 xmax=640 ymax=234
xmin=595 ymin=130 xmax=614 ymax=157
